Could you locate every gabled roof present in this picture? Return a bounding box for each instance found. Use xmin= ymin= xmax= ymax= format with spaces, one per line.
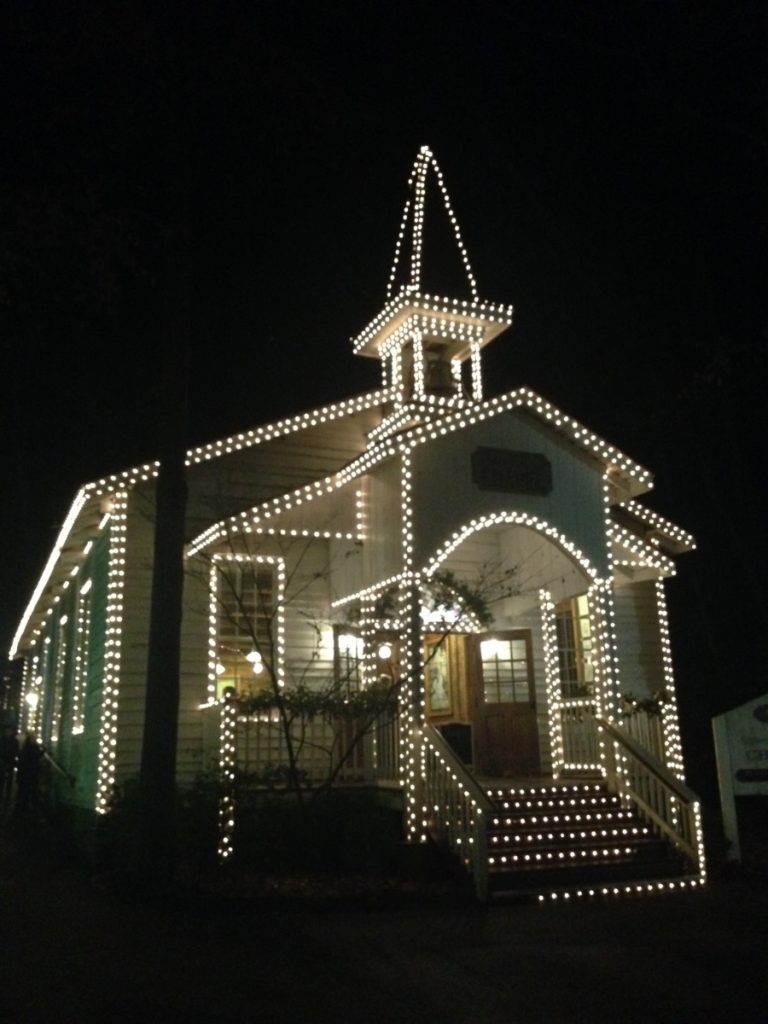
xmin=608 ymin=521 xmax=677 ymax=577
xmin=10 ymin=390 xmax=388 ymax=658
xmin=190 ymin=383 xmax=663 ymax=566
xmin=188 ymin=473 xmax=363 ymax=555
xmin=185 ymin=389 xmax=389 ymax=465
xmin=12 ymin=375 xmax=688 ymax=659
xmin=611 ymin=499 xmax=695 ymax=556
xmin=334 ymin=386 xmax=655 ymax=499
xmin=9 ymin=462 xmax=158 ymax=658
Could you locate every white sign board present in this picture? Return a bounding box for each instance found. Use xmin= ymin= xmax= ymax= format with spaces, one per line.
xmin=712 ymin=693 xmax=768 ymax=860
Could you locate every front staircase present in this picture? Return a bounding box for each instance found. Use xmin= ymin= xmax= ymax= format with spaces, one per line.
xmin=484 ymin=779 xmax=691 ymax=899
xmin=422 ymin=720 xmax=705 ymax=903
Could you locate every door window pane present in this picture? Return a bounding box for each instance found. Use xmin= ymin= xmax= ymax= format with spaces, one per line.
xmin=481 ymin=635 xmax=532 ymax=704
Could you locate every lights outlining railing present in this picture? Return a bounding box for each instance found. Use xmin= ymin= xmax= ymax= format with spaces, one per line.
xmin=422 ymin=724 xmax=493 ymax=902
xmin=597 ymin=716 xmax=705 ymax=879
xmin=209 ymin=697 xmax=401 ymax=863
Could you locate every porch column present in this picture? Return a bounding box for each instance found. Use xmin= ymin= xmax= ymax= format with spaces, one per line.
xmin=217 ymin=691 xmax=237 ymax=863
xmin=400 ymin=581 xmax=426 ymax=841
xmin=539 ymin=589 xmax=564 ymax=775
xmin=592 ymin=578 xmax=623 ymax=719
xmin=587 ymin=579 xmax=621 ymax=782
xmin=360 ymin=596 xmax=376 ymax=688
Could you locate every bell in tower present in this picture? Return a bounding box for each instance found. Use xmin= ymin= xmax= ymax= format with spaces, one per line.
xmin=424 ymin=346 xmax=458 ymax=398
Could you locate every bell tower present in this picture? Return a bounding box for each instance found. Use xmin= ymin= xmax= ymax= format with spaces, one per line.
xmin=351 ymin=146 xmax=514 ymax=421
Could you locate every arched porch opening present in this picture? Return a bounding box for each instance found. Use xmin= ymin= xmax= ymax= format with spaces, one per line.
xmin=419 ymin=514 xmax=607 ymax=782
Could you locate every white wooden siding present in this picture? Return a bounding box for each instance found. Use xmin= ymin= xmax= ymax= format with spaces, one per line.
xmin=410 ymin=409 xmax=609 ymax=576
xmin=114 ymin=496 xmax=153 ymax=785
xmin=363 ymin=456 xmax=404 ymax=584
xmin=614 ymin=580 xmax=665 ymax=701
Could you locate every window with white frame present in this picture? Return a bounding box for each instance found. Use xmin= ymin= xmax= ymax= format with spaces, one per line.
xmin=555 ymin=594 xmax=595 ymax=698
xmin=215 ymin=561 xmax=275 ymax=698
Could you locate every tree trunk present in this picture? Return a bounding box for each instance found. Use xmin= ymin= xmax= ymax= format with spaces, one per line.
xmin=135 ymin=15 xmax=191 ymax=895
xmin=135 ymin=174 xmax=190 ymax=887
xmin=136 ymin=339 xmax=189 ymax=891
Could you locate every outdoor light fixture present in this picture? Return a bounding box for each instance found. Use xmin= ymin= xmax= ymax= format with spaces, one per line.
xmin=338 ymin=633 xmax=363 ymax=658
xmin=480 ymin=638 xmax=505 ymax=660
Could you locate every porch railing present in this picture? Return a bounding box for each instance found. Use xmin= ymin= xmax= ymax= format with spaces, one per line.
xmin=619 ymin=709 xmax=666 ymax=764
xmin=363 ymin=705 xmax=400 ymax=785
xmin=558 ymin=699 xmax=601 ymax=770
xmin=422 ymin=724 xmax=494 ymax=901
xmin=235 ymin=712 xmax=337 ymax=783
xmin=597 ymin=716 xmax=705 ymax=875
xmin=229 ymin=705 xmax=401 ymax=788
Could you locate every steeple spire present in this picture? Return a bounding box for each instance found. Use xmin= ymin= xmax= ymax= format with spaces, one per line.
xmin=386 ymin=145 xmax=479 ymax=302
xmin=351 ymin=147 xmax=514 ymax=416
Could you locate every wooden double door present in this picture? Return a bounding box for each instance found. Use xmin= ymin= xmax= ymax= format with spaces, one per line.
xmin=425 ymin=630 xmax=540 ymax=777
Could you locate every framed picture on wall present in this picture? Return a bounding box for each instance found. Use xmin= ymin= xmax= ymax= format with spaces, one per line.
xmin=426 ymin=640 xmax=451 ymax=715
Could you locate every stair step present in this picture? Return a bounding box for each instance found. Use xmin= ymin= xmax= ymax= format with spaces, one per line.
xmin=488 ymin=837 xmax=668 ymax=869
xmin=489 ymin=824 xmax=651 ymax=851
xmin=491 ymin=785 xmax=616 ymax=800
xmin=493 ymin=794 xmax=626 ymax=811
xmin=488 ymin=851 xmax=687 ymax=890
xmin=487 ymin=782 xmax=606 ymax=800
xmin=490 ymin=808 xmax=640 ymax=829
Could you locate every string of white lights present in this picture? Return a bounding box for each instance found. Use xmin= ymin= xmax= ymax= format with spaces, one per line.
xmin=608 ymin=522 xmax=676 ymax=576
xmin=424 ymin=512 xmax=600 ymax=580
xmin=619 ymin=499 xmax=696 ymax=550
xmin=95 ymin=491 xmax=128 ymax=815
xmin=539 ymin=590 xmax=564 ymax=774
xmin=655 ymin=579 xmax=686 ymax=780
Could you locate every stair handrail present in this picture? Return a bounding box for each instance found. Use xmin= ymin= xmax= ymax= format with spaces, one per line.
xmin=596 ymin=716 xmax=698 ymax=802
xmin=596 ymin=716 xmax=705 ymax=873
xmin=422 ymin=724 xmax=494 ymax=901
xmin=43 ymin=749 xmax=76 ymax=788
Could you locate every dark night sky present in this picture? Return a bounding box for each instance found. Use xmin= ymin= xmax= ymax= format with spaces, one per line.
xmin=1 ymin=1 xmax=765 ymax=800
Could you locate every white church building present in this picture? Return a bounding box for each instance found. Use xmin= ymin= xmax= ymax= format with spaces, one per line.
xmin=11 ymin=148 xmax=705 ymax=901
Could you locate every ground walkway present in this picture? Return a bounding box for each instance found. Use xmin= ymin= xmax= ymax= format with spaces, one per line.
xmin=1 ymin=817 xmax=766 ymax=1023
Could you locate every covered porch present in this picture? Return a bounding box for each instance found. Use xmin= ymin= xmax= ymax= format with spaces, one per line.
xmin=204 ymin=515 xmax=703 ymax=898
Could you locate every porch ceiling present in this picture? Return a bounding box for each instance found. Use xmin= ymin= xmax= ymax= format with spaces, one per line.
xmin=436 ymin=520 xmax=595 ymax=606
